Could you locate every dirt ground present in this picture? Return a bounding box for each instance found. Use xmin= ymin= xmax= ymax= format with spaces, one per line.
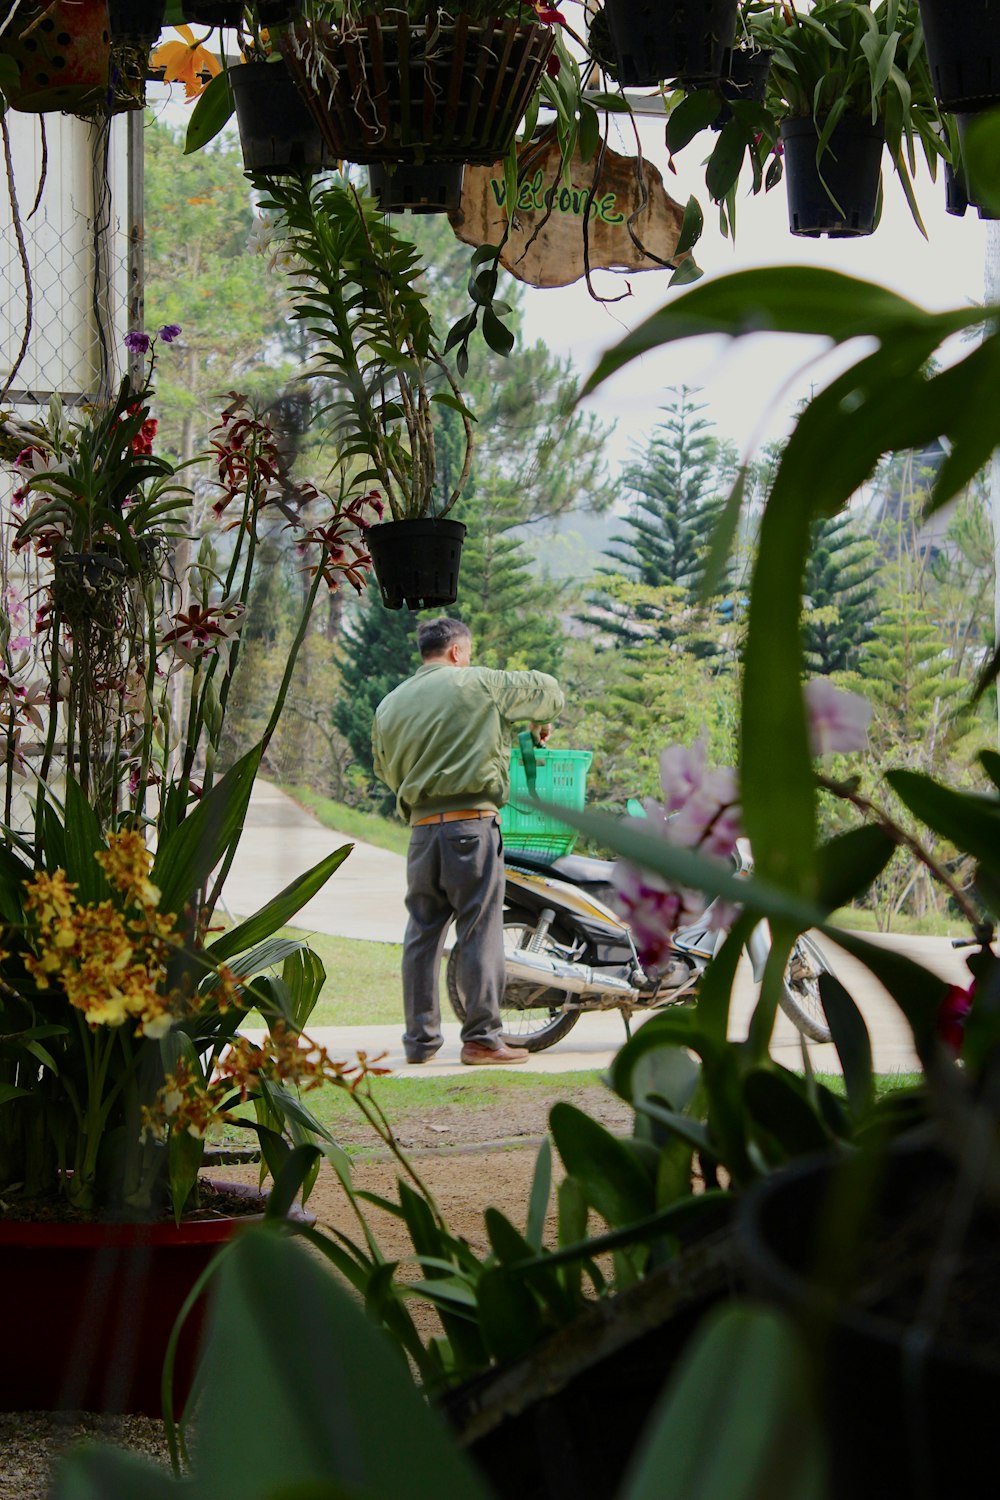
xmin=1 ymin=1082 xmax=632 ymax=1499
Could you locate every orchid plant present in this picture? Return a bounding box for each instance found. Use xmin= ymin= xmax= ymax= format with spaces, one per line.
xmin=0 ymin=329 xmax=383 ymax=1220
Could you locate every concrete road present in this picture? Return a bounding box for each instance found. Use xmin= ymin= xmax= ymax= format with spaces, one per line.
xmin=233 ymin=782 xmax=969 ymax=1078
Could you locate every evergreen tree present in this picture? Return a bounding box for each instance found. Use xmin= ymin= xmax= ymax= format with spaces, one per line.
xmin=144 ymin=118 xmax=298 ymax=467
xmin=610 ymin=388 xmax=731 ymax=591
xmin=861 ymin=591 xmax=965 ymax=755
xmin=583 ymin=388 xmax=738 ymax=648
xmin=801 ymin=513 xmax=881 ymax=675
xmin=332 ymin=588 xmax=422 ymax=784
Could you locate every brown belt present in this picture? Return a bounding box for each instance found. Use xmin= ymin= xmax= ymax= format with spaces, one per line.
xmin=412 ymin=809 xmax=497 ymax=826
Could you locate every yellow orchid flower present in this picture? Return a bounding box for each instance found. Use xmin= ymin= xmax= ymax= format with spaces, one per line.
xmin=151 ymin=25 xmax=222 ymax=100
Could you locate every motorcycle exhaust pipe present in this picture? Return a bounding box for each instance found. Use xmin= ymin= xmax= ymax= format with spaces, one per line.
xmin=505 ymin=947 xmax=643 ymax=1003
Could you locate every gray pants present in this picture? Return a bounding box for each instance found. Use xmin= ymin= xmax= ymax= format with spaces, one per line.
xmin=401 ymin=818 xmax=505 ymax=1060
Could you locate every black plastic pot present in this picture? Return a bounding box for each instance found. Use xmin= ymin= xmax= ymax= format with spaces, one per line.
xmin=918 ymin=0 xmax=1000 ymax=110
xmin=366 ymin=519 xmax=466 ymax=611
xmin=951 ymin=108 xmax=1000 ymax=217
xmin=369 ymin=161 xmax=464 ymax=214
xmin=445 ymin=1221 xmax=737 ymax=1500
xmin=780 ymin=114 xmax=884 ymax=237
xmin=601 ymin=0 xmax=738 ymax=87
xmin=946 ymin=158 xmax=970 ymax=214
xmin=108 ymin=0 xmax=165 ymax=41
xmin=182 ymin=2 xmax=242 ymax=23
xmin=740 ymin=1139 xmax=1000 ymax=1500
xmin=712 ymin=46 xmax=773 ymax=129
xmin=230 ymin=57 xmax=336 ymax=176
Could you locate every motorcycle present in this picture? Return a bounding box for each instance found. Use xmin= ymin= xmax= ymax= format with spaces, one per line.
xmin=446 ymin=840 xmax=833 ymax=1053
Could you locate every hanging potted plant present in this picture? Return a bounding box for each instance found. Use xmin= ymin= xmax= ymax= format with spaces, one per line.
xmin=227 ymin=7 xmax=337 ymax=176
xmin=0 ymin=0 xmax=112 ymax=113
xmin=258 ymin=173 xmax=474 ymax=609
xmin=168 ymin=4 xmax=335 ymax=177
xmin=750 ymin=0 xmax=947 ymax=237
xmin=598 ymin=0 xmax=738 ymax=87
xmin=278 ymin=0 xmax=558 ymax=167
xmin=667 ymin=1 xmax=947 ymax=239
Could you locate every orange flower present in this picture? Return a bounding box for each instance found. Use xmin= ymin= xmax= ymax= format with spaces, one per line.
xmin=152 ymin=25 xmax=221 ymax=100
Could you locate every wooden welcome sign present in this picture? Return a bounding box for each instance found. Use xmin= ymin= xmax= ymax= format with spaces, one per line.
xmin=450 ymin=136 xmax=687 ymax=288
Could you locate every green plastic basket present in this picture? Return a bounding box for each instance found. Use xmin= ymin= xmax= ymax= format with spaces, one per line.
xmin=499 ymin=740 xmax=593 ymax=861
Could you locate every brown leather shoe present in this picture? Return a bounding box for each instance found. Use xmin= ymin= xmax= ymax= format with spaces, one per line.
xmin=460 ymin=1040 xmax=529 ymax=1066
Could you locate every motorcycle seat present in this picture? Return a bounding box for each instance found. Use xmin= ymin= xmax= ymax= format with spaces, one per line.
xmin=506 ymin=848 xmax=613 ymax=885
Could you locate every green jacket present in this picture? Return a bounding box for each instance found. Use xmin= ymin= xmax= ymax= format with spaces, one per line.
xmin=372 ymin=662 xmax=565 ymax=824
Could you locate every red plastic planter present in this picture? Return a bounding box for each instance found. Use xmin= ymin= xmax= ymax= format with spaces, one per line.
xmin=0 ymin=1185 xmax=265 ymax=1415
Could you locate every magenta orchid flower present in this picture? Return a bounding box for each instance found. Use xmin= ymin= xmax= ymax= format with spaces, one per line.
xmin=804 ymin=679 xmax=872 ymax=756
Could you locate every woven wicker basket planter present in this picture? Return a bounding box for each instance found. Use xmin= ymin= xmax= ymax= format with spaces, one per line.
xmin=280 ymin=11 xmax=553 ymax=165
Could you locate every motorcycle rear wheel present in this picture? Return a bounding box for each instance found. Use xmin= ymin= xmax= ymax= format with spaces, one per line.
xmin=446 ymin=915 xmax=582 ymax=1052
xmin=777 ymin=933 xmax=832 ymax=1043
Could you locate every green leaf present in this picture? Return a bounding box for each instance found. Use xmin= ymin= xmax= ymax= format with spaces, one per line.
xmin=673 ymin=194 xmax=705 ymax=259
xmin=613 ymin=1024 xmax=702 ymax=1113
xmin=823 ymin=926 xmax=948 ymax=1057
xmin=699 ymin=464 xmax=745 ymax=598
xmin=980 ymin=749 xmax=1000 ymax=793
xmin=0 ymin=1083 xmax=29 ymax=1105
xmin=820 ymin=972 xmax=874 ymax=1117
xmin=193 ymin=1230 xmax=490 ymax=1499
xmin=184 ymin=69 xmax=234 ymax=156
xmin=62 ymin=777 xmax=110 ymax=904
xmin=476 ymin=1266 xmax=546 ymax=1364
xmin=667 ymin=90 xmax=723 ymax=154
xmin=49 ymin=1444 xmax=188 ymax=1500
xmin=153 ymin=745 xmax=262 ymax=916
xmin=887 ymin=769 xmax=1000 ymax=877
xmin=816 ymin=824 xmax=897 ymax=910
xmin=267 ymin=1145 xmax=322 ymax=1221
xmin=577 ymin=99 xmax=601 ymax=163
xmin=623 ymin=1305 xmax=825 ymax=1500
xmin=207 ymin=845 xmax=352 ymax=963
xmin=705 ymin=119 xmax=747 ymax=202
xmin=525 ymin=1136 xmax=551 ymax=1249
xmin=549 ymin=1101 xmax=655 ymax=1226
xmin=742 ymin=1068 xmax=830 ymax=1156
xmin=0 ymin=843 xmax=28 ymax=923
xmin=481 ymin=306 xmax=515 ymax=357
xmin=742 ymin=497 xmax=816 ymax=895
xmin=697 ymin=915 xmax=756 ymax=1045
xmin=609 ymin=1008 xmax=706 ymax=1101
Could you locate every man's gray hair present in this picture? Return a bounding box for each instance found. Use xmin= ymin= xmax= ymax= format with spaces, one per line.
xmin=417 ymin=617 xmax=471 ymax=659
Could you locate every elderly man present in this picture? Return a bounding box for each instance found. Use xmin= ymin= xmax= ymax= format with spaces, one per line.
xmin=372 ymin=617 xmax=565 ymax=1066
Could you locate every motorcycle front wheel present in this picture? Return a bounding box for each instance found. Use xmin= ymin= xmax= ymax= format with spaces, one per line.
xmin=777 ymin=933 xmax=832 ymax=1044
xmin=446 ymin=914 xmax=582 ymax=1052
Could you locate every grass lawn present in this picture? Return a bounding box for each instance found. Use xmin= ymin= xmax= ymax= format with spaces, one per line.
xmin=242 ymin=928 xmax=405 ymax=1026
xmin=281 ymin=784 xmax=410 ymax=856
xmin=304 ymin=1068 xmax=607 ymax=1138
xmin=830 ymin=906 xmax=964 ymax=937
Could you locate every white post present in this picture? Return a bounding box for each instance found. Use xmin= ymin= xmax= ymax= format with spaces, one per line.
xmin=988 ymin=220 xmax=1000 ymax=748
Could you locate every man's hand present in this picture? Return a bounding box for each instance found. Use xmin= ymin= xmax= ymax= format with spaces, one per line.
xmin=530 ymin=722 xmax=553 ymax=746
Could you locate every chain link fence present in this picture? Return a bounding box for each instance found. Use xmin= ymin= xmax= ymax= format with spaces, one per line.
xmin=1 ymin=108 xmax=133 ymax=416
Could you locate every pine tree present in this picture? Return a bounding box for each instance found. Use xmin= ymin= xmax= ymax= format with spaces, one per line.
xmin=862 ymin=591 xmax=965 ymax=756
xmin=332 ymin=588 xmax=423 ymax=783
xmin=801 ymin=513 xmax=881 ymax=675
xmin=583 ymin=388 xmax=737 ymax=648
